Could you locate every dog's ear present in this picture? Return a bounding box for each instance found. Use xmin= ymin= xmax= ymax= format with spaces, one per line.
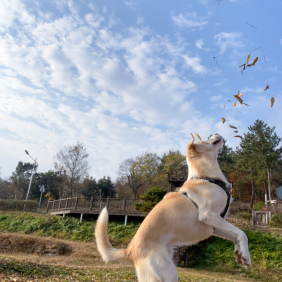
xmin=188 ymin=133 xmax=196 ymax=151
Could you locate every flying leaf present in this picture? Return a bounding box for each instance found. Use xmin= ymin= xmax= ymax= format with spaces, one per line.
xmin=195 ymin=133 xmax=202 ymax=141
xmin=229 ymin=125 xmax=237 ymax=129
xmin=233 ymin=102 xmax=236 ymax=107
xmin=234 ymin=95 xmax=243 ymax=104
xmin=221 ymin=118 xmax=225 ymax=124
xmin=243 ymin=103 xmax=249 ymax=106
xmin=253 ymin=57 xmax=258 ymax=65
xmin=234 ymin=135 xmax=243 ymax=140
xmin=246 ymin=54 xmax=250 ymax=63
xmin=264 ymin=84 xmax=269 ymax=91
xmin=241 ymin=69 xmax=243 ymax=74
xmin=238 ymin=93 xmax=243 ymax=97
xmin=228 ymin=100 xmax=231 ymax=103
xmin=270 ymin=97 xmax=275 ymax=107
xmin=239 ymin=63 xmax=246 ymax=68
xmin=234 ymin=130 xmax=238 ymax=133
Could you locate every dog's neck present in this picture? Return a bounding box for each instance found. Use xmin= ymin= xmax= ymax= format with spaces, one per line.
xmin=187 ymin=156 xmax=229 ymax=185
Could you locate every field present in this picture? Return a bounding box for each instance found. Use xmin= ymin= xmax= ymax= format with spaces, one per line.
xmin=0 ymin=211 xmax=282 ymax=282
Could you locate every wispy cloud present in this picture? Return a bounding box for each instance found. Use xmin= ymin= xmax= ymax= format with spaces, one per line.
xmin=172 ymin=12 xmax=208 ymax=29
xmin=214 ymin=32 xmax=243 ymax=54
xmin=195 ymin=38 xmax=210 ymax=51
xmin=210 ymin=95 xmax=222 ymax=102
xmin=183 ymin=55 xmax=207 ymax=74
xmin=124 ymin=1 xmax=137 ymax=11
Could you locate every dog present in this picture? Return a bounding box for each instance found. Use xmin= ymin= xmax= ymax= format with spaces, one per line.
xmin=95 ymin=134 xmax=251 ymax=282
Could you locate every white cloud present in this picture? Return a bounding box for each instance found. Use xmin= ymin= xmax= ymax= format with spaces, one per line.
xmin=136 ymin=16 xmax=144 ymax=25
xmin=195 ymin=38 xmax=209 ymax=50
xmin=124 ymin=1 xmax=137 ymax=11
xmin=172 ymin=12 xmax=208 ymax=29
xmin=210 ymin=95 xmax=222 ymax=102
xmin=214 ymin=32 xmax=243 ymax=54
xmin=183 ymin=55 xmax=207 ymax=74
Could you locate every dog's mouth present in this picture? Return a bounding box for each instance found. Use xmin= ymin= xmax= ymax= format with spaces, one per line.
xmin=212 ymin=138 xmax=222 ymax=145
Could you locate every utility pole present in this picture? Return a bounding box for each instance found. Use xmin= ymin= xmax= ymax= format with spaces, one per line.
xmin=25 ymin=150 xmax=38 ymax=200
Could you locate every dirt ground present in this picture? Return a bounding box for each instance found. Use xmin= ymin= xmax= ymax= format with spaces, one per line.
xmin=0 ymin=232 xmax=258 ymax=282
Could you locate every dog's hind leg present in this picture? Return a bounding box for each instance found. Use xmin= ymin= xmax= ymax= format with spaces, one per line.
xmin=135 ymin=257 xmax=178 ymax=282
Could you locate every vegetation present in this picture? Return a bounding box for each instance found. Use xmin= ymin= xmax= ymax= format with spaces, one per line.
xmin=270 ymin=214 xmax=282 ymax=228
xmin=0 ymin=200 xmax=38 ymax=212
xmin=134 ymin=186 xmax=167 ymax=213
xmin=253 ymin=201 xmax=265 ymax=211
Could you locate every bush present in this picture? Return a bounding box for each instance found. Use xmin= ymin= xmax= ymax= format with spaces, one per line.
xmin=253 ymin=201 xmax=265 ymax=211
xmin=270 ymin=214 xmax=282 ymax=228
xmin=0 ymin=200 xmax=38 ymax=212
xmin=236 ymin=212 xmax=252 ymax=221
xmin=134 ymin=186 xmax=167 ymax=213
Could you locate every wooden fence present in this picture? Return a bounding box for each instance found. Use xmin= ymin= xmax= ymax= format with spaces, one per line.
xmin=47 ymin=196 xmax=141 ymax=214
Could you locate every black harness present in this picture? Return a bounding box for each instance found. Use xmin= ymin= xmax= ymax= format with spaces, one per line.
xmin=182 ymin=177 xmax=231 ymax=218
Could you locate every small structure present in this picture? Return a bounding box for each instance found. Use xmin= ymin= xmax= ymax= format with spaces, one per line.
xmin=168 ymin=176 xmax=186 ymax=192
xmin=252 ymin=211 xmax=271 ymax=226
xmin=47 ymin=196 xmax=145 ymax=222
xmin=172 ymin=246 xmax=190 ymax=266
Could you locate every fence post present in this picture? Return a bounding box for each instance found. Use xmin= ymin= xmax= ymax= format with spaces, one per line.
xmin=123 ymin=198 xmax=126 ymax=212
xmin=106 ymin=197 xmax=109 ymax=210
xmin=58 ymin=199 xmax=61 ymax=211
xmin=52 ymin=200 xmax=55 ymax=212
xmin=90 ymin=196 xmax=94 ymax=210
xmin=46 ymin=200 xmax=49 ymax=212
xmin=75 ymin=197 xmax=78 ymax=210
xmin=65 ymin=198 xmax=69 ymax=209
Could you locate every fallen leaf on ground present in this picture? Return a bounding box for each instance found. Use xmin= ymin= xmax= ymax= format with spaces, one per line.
xmin=270 ymin=97 xmax=275 ymax=107
xmin=234 ymin=135 xmax=243 ymax=140
xmin=264 ymin=84 xmax=269 ymax=91
xmin=221 ymin=118 xmax=225 ymax=124
xmin=195 ymin=133 xmax=202 ymax=141
xmin=229 ymin=125 xmax=237 ymax=129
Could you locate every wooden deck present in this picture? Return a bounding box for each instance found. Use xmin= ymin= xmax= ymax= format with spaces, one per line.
xmin=47 ymin=196 xmax=146 ymax=218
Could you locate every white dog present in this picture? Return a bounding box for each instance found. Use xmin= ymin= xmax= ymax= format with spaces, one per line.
xmin=95 ymin=134 xmax=251 ymax=282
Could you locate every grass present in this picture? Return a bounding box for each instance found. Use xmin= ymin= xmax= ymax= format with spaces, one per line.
xmin=0 ymin=211 xmax=282 ymax=281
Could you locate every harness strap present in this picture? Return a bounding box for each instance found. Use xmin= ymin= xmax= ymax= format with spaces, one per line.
xmin=185 ymin=177 xmax=231 ymax=218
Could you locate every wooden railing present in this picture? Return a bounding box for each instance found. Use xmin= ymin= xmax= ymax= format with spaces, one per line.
xmin=47 ymin=197 xmax=141 ymax=214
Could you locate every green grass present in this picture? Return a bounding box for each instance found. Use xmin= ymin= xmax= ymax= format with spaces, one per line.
xmin=0 ymin=212 xmax=140 ymax=244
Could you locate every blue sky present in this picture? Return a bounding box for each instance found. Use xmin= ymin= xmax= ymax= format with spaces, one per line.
xmin=0 ymin=0 xmax=281 ymax=180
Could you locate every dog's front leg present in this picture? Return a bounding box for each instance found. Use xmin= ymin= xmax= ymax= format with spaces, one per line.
xmin=199 ymin=212 xmax=251 ymax=266
xmin=213 ymin=229 xmax=241 ymax=264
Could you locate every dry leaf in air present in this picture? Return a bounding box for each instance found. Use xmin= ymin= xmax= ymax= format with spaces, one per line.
xmin=243 ymin=103 xmax=249 ymax=106
xmin=247 ymin=57 xmax=258 ymax=67
xmin=229 ymin=125 xmax=237 ymax=129
xmin=234 ymin=135 xmax=243 ymax=140
xmin=234 ymin=95 xmax=243 ymax=104
xmin=195 ymin=133 xmax=202 ymax=141
xmin=233 ymin=102 xmax=236 ymax=107
xmin=239 ymin=63 xmax=246 ymax=68
xmin=238 ymin=93 xmax=243 ymax=97
xmin=234 ymin=130 xmax=238 ymax=133
xmin=264 ymin=85 xmax=269 ymax=91
xmin=228 ymin=100 xmax=231 ymax=102
xmin=246 ymin=54 xmax=250 ymax=63
xmin=221 ymin=118 xmax=225 ymax=124
xmin=270 ymin=97 xmax=275 ymax=107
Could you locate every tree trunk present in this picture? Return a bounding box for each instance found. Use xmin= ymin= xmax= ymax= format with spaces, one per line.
xmin=267 ymin=168 xmax=277 ymax=213
xmin=250 ymin=180 xmax=255 ymax=209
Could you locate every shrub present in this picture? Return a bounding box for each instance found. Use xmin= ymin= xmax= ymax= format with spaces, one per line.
xmin=0 ymin=200 xmax=38 ymax=212
xmin=236 ymin=212 xmax=252 ymax=221
xmin=270 ymin=214 xmax=282 ymax=228
xmin=253 ymin=201 xmax=265 ymax=211
xmin=134 ymin=186 xmax=167 ymax=213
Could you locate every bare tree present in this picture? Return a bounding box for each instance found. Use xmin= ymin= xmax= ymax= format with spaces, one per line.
xmin=54 ymin=142 xmax=90 ymax=197
xmin=117 ymin=158 xmax=143 ymax=199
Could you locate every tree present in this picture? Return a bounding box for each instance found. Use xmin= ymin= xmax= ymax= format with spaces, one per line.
xmin=134 ymin=186 xmax=167 ymax=213
xmin=10 ymin=162 xmax=34 ymax=199
xmin=97 ymin=176 xmax=115 ymax=198
xmin=217 ymin=139 xmax=234 ymax=179
xmin=117 ymin=158 xmax=142 ymax=199
xmin=54 ymin=142 xmax=90 ymax=197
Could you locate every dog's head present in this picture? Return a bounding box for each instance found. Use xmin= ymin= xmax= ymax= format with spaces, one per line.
xmin=187 ymin=133 xmax=223 ymax=162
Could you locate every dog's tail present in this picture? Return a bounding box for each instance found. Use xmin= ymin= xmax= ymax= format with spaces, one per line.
xmin=95 ymin=207 xmax=132 ymax=263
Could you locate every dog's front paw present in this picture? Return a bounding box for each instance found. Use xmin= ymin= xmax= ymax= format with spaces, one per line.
xmin=234 ymin=249 xmax=251 ymax=267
